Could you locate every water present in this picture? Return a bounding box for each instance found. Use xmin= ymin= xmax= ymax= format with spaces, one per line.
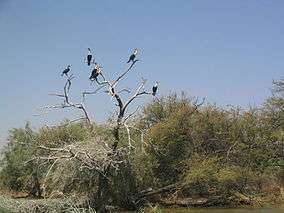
xmin=159 ymin=208 xmax=283 ymax=213
xmin=121 ymin=208 xmax=284 ymax=213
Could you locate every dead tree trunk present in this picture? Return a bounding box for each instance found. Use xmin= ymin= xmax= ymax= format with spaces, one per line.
xmin=28 ymin=171 xmax=42 ymax=198
xmin=95 ymin=121 xmax=122 ymax=212
xmin=96 ymin=172 xmax=111 ymax=212
xmin=92 ymin=60 xmax=152 ymax=212
xmin=41 ymin=50 xmax=153 ymax=212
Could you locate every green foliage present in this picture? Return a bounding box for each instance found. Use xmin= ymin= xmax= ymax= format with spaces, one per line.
xmin=0 ymin=123 xmax=37 ymax=192
xmin=36 ymin=121 xmax=91 ymax=147
xmin=0 ymin=122 xmax=92 ymax=196
xmin=139 ymin=92 xmax=190 ymax=128
xmin=0 ymin=80 xmax=283 ymax=209
xmin=145 ymin=104 xmax=196 ymax=184
xmin=183 ymin=156 xmax=220 ymax=185
xmin=140 ymin=89 xmax=283 ymax=197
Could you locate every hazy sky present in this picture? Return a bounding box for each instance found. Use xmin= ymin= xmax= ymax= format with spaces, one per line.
xmin=0 ymin=0 xmax=283 ymax=145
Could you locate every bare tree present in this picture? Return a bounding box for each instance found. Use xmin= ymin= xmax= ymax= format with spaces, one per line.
xmin=83 ymin=57 xmax=154 ymax=211
xmin=44 ymin=74 xmax=91 ymax=125
xmin=33 ymin=50 xmax=154 ymax=212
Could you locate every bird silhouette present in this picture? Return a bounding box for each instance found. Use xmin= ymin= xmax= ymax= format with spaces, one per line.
xmin=87 ymin=48 xmax=93 ymax=66
xmin=127 ymin=48 xmax=138 ymax=63
xmin=89 ymin=63 xmax=101 ymax=81
xmin=152 ymin=82 xmax=158 ymax=96
xmin=61 ymin=65 xmax=71 ymax=76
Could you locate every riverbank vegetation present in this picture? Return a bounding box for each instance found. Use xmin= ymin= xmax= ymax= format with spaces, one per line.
xmin=0 ymin=79 xmax=283 ymax=212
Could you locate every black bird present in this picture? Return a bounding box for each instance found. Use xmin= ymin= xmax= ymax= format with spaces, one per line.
xmin=61 ymin=65 xmax=71 ymax=76
xmin=152 ymin=82 xmax=158 ymax=96
xmin=127 ymin=48 xmax=138 ymax=63
xmin=87 ymin=48 xmax=93 ymax=66
xmin=89 ymin=63 xmax=101 ymax=81
xmin=111 ymin=87 xmax=115 ymax=94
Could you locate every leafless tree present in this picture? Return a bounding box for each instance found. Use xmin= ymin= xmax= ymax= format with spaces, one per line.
xmin=82 ymin=57 xmax=154 ymax=211
xmin=33 ymin=50 xmax=154 ymax=212
xmin=44 ymin=74 xmax=91 ymax=125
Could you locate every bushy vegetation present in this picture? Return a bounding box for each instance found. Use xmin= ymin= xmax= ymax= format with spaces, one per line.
xmin=0 ymin=80 xmax=283 ymax=211
xmin=141 ymin=97 xmax=283 ymax=196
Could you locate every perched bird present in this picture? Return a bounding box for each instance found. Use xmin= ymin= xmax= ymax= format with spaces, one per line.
xmin=89 ymin=63 xmax=101 ymax=81
xmin=152 ymin=82 xmax=158 ymax=96
xmin=111 ymin=87 xmax=115 ymax=95
xmin=86 ymin=48 xmax=93 ymax=66
xmin=107 ymin=86 xmax=115 ymax=97
xmin=127 ymin=48 xmax=138 ymax=63
xmin=61 ymin=65 xmax=71 ymax=76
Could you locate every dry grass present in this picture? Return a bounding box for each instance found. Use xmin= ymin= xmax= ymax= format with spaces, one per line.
xmin=0 ymin=195 xmax=96 ymax=213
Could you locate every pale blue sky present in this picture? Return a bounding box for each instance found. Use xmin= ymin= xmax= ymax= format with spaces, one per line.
xmin=0 ymin=0 xmax=283 ymax=145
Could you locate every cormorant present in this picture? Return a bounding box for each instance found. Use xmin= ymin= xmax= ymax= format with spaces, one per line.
xmin=61 ymin=65 xmax=71 ymax=76
xmin=152 ymin=82 xmax=158 ymax=96
xmin=127 ymin=48 xmax=138 ymax=63
xmin=87 ymin=48 xmax=93 ymax=66
xmin=89 ymin=63 xmax=101 ymax=81
xmin=107 ymin=87 xmax=115 ymax=97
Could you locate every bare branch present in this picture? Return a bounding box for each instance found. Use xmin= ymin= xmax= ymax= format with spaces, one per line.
xmin=193 ymin=97 xmax=205 ymax=110
xmin=48 ymin=93 xmax=66 ymax=98
xmin=123 ymin=79 xmax=151 ymax=111
xmin=117 ymin=88 xmax=131 ymax=94
xmin=124 ymin=106 xmax=140 ymax=123
xmin=112 ymin=60 xmax=138 ymax=88
xmin=45 ymin=74 xmax=91 ymax=125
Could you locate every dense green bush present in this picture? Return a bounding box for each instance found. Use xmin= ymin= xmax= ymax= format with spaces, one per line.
xmin=0 ymin=122 xmax=93 ymax=197
xmin=135 ymin=80 xmax=283 ymax=198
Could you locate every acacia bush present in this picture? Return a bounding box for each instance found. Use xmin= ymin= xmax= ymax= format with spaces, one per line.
xmin=135 ymin=81 xmax=283 ymax=198
xmin=0 ymin=122 xmax=93 ymax=196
